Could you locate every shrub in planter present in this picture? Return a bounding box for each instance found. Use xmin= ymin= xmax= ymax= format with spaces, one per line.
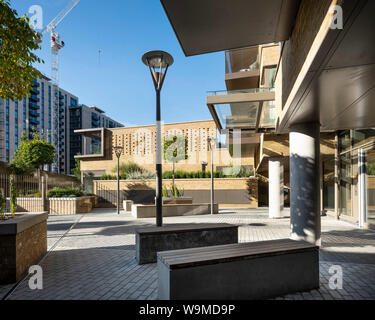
xmin=47 ymin=187 xmax=84 ymax=198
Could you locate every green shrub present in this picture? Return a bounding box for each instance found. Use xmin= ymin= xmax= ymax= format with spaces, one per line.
xmin=112 ymin=162 xmax=143 ymax=176
xmin=10 ymin=175 xmax=17 ymax=216
xmin=368 ymin=163 xmax=375 ymax=175
xmin=0 ymin=189 xmax=4 ymax=216
xmin=126 ymin=170 xmax=156 ymax=180
xmin=170 ymin=185 xmax=184 ymax=198
xmin=162 ymin=185 xmax=169 ymax=197
xmin=100 ymin=174 xmax=117 ymax=180
xmin=47 ymin=188 xmax=84 ymax=198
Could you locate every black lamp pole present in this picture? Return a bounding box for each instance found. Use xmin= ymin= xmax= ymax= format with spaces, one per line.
xmin=113 ymin=146 xmax=123 ymax=215
xmin=142 ymin=51 xmax=173 ymax=227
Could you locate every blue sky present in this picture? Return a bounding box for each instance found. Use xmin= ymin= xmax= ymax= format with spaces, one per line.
xmin=12 ymin=0 xmax=224 ymax=126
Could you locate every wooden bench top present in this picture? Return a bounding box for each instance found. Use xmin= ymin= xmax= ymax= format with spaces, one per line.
xmin=136 ymin=223 xmax=238 ymax=235
xmin=158 ymin=239 xmax=319 ymax=269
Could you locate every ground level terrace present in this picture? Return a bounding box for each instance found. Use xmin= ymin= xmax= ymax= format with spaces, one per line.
xmin=1 ymin=208 xmax=374 ymax=300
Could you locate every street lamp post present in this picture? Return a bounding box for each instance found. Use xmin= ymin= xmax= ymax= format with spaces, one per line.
xmin=113 ymin=146 xmax=123 ymax=215
xmin=208 ymin=138 xmax=217 ymax=215
xmin=142 ymin=51 xmax=174 ymax=227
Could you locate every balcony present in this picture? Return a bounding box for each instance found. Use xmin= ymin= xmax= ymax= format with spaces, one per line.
xmin=29 ymin=102 xmax=40 ymax=110
xmin=29 ymin=110 xmax=40 ymax=118
xmin=207 ymin=88 xmax=275 ymax=133
xmin=32 ymin=79 xmax=40 ymax=87
xmin=29 ymin=95 xmax=39 ymax=103
xmin=29 ymin=117 xmax=39 ymax=125
xmin=225 ymin=47 xmax=260 ymax=91
xmin=30 ymin=87 xmax=40 ymax=95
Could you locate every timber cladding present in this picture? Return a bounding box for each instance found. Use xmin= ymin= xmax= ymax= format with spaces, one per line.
xmin=94 ymin=178 xmax=258 ymax=208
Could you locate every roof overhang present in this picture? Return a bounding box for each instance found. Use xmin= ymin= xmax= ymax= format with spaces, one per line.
xmin=160 ymin=0 xmax=301 ymax=56
xmin=276 ymin=0 xmax=375 ymax=133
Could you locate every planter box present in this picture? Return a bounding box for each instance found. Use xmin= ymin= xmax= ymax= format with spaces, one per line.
xmin=49 ymin=196 xmax=96 ymax=215
xmin=136 ymin=223 xmax=238 ymax=264
xmin=132 ymin=203 xmax=219 ymax=218
xmin=162 ymin=197 xmax=193 ymax=205
xmin=0 ymin=212 xmax=48 ymax=284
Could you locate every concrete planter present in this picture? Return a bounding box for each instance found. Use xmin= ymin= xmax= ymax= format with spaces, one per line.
xmin=162 ymin=197 xmax=193 ymax=205
xmin=131 ymin=203 xmax=219 ymax=218
xmin=0 ymin=212 xmax=48 ymax=284
xmin=49 ymin=196 xmax=96 ymax=215
xmin=123 ymin=200 xmax=134 ymax=212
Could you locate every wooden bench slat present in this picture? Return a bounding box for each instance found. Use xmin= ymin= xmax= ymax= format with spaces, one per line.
xmin=158 ymin=239 xmax=318 ymax=269
xmin=159 ymin=239 xmax=304 ymax=259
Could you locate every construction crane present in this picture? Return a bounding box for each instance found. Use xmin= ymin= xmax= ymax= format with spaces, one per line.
xmin=39 ymin=0 xmax=81 ymax=173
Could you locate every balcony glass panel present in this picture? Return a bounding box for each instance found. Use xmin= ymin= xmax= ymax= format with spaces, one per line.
xmin=209 ymin=88 xmax=275 ymax=131
xmin=225 ymin=47 xmax=259 ymax=74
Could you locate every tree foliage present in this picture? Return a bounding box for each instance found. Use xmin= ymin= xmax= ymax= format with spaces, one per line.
xmin=11 ymin=132 xmax=55 ymax=174
xmin=72 ymin=154 xmax=81 ymax=181
xmin=0 ymin=0 xmax=43 ymax=100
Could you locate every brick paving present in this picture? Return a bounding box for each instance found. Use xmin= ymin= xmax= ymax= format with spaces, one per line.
xmin=1 ymin=207 xmax=374 ymax=300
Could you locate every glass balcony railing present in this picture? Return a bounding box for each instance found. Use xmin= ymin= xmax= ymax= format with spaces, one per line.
xmin=207 ymin=87 xmax=275 ymax=96
xmin=29 ymin=117 xmax=39 ymax=125
xmin=29 ymin=102 xmax=40 ymax=110
xmin=207 ymin=88 xmax=276 ymax=132
xmin=29 ymin=95 xmax=40 ymax=103
xmin=29 ymin=110 xmax=40 ymax=117
xmin=225 ymin=47 xmax=259 ymax=74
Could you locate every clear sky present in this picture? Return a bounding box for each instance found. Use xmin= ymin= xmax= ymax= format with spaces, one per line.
xmin=12 ymin=0 xmax=225 ymax=126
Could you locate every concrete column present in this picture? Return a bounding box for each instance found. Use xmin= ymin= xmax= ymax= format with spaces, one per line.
xmin=358 ymin=149 xmax=368 ymax=228
xmin=290 ymin=122 xmax=321 ymax=245
xmin=334 ymin=132 xmax=339 ymax=218
xmin=269 ymin=158 xmax=284 ymax=218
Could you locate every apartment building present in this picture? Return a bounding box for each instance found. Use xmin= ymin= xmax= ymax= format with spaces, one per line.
xmin=0 ymin=75 xmax=123 ymax=175
xmin=69 ymin=104 xmax=123 ymax=175
xmin=161 ymin=0 xmax=375 ymax=236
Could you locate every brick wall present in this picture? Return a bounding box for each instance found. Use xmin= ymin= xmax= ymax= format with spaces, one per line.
xmin=0 ymin=220 xmax=47 ymax=284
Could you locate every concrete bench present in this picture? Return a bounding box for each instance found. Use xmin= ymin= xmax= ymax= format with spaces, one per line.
xmin=158 ymin=238 xmax=319 ymax=300
xmin=135 ymin=223 xmax=238 ymax=264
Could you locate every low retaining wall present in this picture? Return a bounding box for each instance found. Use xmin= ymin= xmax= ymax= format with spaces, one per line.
xmin=94 ymin=178 xmax=258 ymax=207
xmin=49 ymin=196 xmax=96 ymax=215
xmin=0 ymin=212 xmax=48 ymax=284
xmin=132 ymin=203 xmax=219 ymax=218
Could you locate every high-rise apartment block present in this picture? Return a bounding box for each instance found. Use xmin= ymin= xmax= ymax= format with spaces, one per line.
xmin=0 ymin=75 xmax=123 ymax=174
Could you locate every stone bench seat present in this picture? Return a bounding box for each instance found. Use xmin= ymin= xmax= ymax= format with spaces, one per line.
xmin=158 ymin=238 xmax=319 ymax=300
xmin=135 ymin=223 xmax=238 ymax=264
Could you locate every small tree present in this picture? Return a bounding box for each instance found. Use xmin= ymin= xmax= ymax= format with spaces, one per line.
xmin=0 ymin=0 xmax=43 ymax=100
xmin=0 ymin=188 xmax=4 ymax=217
xmin=72 ymin=154 xmax=81 ymax=181
xmin=163 ymin=135 xmax=188 ymax=189
xmin=10 ymin=174 xmax=17 ymax=215
xmin=11 ymin=132 xmax=55 ymax=175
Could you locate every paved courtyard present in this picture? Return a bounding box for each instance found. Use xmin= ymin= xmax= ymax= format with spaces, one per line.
xmin=1 ymin=208 xmax=374 ymax=300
